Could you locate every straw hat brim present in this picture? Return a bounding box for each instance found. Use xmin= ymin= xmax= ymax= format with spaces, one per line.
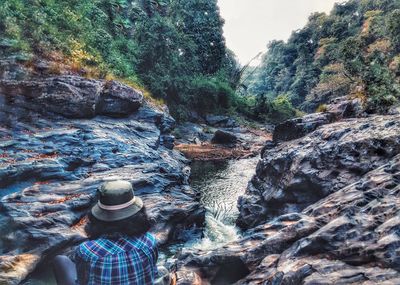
xmin=91 ymin=196 xmax=144 ymax=222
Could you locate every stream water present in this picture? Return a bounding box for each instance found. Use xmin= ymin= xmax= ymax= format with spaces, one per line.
xmin=23 ymin=157 xmax=259 ymax=284
xmin=187 ymin=157 xmax=258 ymax=249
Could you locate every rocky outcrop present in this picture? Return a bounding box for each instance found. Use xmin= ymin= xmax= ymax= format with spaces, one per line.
xmin=273 ymin=112 xmax=336 ymax=142
xmin=174 ymin=144 xmax=400 ymax=285
xmin=238 ymin=114 xmax=400 ymax=229
xmin=0 ymin=76 xmax=143 ymax=119
xmin=273 ymin=97 xmax=364 ymax=143
xmin=0 ymin=65 xmax=204 ymax=284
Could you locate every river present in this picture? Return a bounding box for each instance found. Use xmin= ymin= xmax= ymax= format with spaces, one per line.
xmin=22 ymin=157 xmax=259 ymax=284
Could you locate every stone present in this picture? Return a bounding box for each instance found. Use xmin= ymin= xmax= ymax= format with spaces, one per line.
xmin=97 ymin=80 xmax=143 ymax=117
xmin=175 ymin=270 xmax=203 ymax=285
xmin=274 ymin=97 xmax=365 ymax=143
xmin=160 ymin=135 xmax=175 ymax=150
xmin=273 ymin=112 xmax=335 ymax=142
xmin=205 ymin=115 xmax=231 ymax=127
xmin=211 ymin=130 xmax=238 ymax=145
xmin=326 ymin=96 xmax=364 ymax=118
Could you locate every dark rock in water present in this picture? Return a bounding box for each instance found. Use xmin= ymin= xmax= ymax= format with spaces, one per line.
xmin=174 ymin=154 xmax=400 ymax=284
xmin=211 ymin=129 xmax=238 ymax=145
xmin=238 ymin=114 xmax=400 ymax=229
xmin=273 ymin=112 xmax=335 ymax=142
xmin=0 ymin=67 xmax=204 ymax=284
xmin=0 ymin=76 xmax=143 ymax=119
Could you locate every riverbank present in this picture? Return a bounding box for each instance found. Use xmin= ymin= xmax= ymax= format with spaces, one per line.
xmin=174 ymin=122 xmax=272 ymax=161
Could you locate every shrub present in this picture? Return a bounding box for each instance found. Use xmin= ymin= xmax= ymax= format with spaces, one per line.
xmin=316 ymin=104 xmax=328 ymax=113
xmin=270 ymin=94 xmax=297 ymax=122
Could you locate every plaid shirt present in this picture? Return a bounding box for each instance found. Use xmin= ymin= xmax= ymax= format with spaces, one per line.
xmin=75 ymin=233 xmax=158 ymax=285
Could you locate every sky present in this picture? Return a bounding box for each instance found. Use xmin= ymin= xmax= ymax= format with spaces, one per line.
xmin=217 ymin=0 xmax=343 ymax=65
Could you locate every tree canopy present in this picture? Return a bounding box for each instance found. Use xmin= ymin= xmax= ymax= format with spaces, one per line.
xmin=0 ymin=0 xmax=241 ymax=120
xmin=246 ymin=0 xmax=400 ymax=114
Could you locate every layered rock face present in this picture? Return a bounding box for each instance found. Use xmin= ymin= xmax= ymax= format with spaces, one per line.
xmin=0 ymin=76 xmax=143 ymax=119
xmin=0 ymin=61 xmax=204 ymax=284
xmin=174 ymin=111 xmax=400 ymax=284
xmin=238 ymin=114 xmax=400 ymax=228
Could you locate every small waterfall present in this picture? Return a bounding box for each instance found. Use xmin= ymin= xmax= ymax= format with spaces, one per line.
xmin=193 ymin=211 xmax=240 ymax=251
xmin=188 ymin=157 xmax=259 ymax=250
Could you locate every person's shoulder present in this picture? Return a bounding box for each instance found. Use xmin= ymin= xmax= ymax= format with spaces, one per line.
xmin=76 ymin=239 xmax=104 ymax=260
xmin=125 ymin=233 xmax=157 ymax=249
xmin=144 ymin=232 xmax=156 ymax=243
xmin=143 ymin=232 xmax=157 ymax=246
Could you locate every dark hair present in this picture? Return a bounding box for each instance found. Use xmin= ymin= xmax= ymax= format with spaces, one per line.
xmin=85 ymin=206 xmax=154 ymax=239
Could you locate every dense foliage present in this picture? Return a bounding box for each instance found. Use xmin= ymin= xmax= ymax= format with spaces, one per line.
xmin=246 ymin=0 xmax=400 ymax=114
xmin=0 ymin=0 xmax=241 ymax=120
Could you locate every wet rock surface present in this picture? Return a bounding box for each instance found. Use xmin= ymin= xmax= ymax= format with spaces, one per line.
xmin=0 ymin=68 xmax=204 ymax=284
xmin=173 ymin=111 xmax=400 ymax=284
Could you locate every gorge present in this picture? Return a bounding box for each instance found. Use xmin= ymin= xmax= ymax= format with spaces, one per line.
xmin=1 ymin=57 xmax=400 ymax=285
xmin=1 ymin=0 xmax=400 ymax=284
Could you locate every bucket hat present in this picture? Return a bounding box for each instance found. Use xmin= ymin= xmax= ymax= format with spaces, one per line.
xmin=91 ymin=180 xmax=143 ymax=222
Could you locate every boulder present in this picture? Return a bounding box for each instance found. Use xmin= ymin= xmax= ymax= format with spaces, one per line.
xmin=274 ymin=97 xmax=365 ymax=143
xmin=97 ymin=80 xmax=143 ymax=117
xmin=326 ymin=96 xmax=364 ymax=118
xmin=205 ymin=114 xmax=230 ymax=126
xmin=173 ymin=123 xmax=210 ymax=144
xmin=239 ymin=114 xmax=400 ymax=229
xmin=211 ymin=129 xmax=238 ymax=145
xmin=273 ymin=112 xmax=335 ymax=142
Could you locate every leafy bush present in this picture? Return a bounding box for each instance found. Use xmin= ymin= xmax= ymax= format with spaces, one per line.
xmin=270 ymin=95 xmax=297 ymax=122
xmin=316 ymin=104 xmax=328 ymax=113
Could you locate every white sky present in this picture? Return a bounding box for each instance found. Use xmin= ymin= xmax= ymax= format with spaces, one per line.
xmin=217 ymin=0 xmax=343 ymax=65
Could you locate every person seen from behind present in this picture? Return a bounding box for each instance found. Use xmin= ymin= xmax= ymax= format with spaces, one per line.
xmin=53 ymin=180 xmax=162 ymax=285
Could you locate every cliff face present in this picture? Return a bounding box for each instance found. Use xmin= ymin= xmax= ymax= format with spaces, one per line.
xmin=0 ymin=59 xmax=204 ymax=285
xmin=237 ymin=112 xmax=400 ymax=229
xmin=174 ymin=101 xmax=400 ymax=284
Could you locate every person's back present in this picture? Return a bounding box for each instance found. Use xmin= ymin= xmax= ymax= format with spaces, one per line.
xmin=76 ymin=233 xmax=158 ymax=285
xmin=53 ymin=180 xmax=160 ymax=285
